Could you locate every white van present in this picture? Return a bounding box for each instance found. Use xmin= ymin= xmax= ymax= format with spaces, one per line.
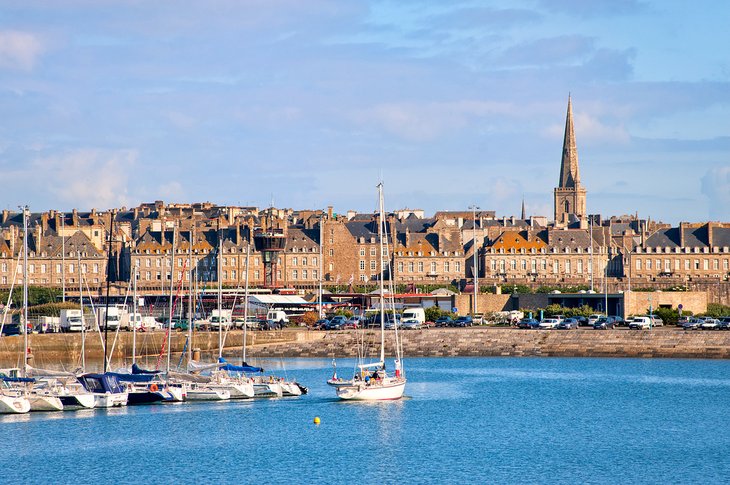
xmin=401 ymin=308 xmax=426 ymax=324
xmin=266 ymin=309 xmax=290 ymax=326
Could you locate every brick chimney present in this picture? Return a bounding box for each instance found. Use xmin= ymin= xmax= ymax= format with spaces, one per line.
xmin=2 ymin=210 xmax=8 ymax=224
xmin=707 ymin=222 xmax=715 ymax=248
xmin=72 ymin=208 xmax=79 ymax=226
xmin=41 ymin=213 xmax=49 ymax=232
xmin=327 ymin=206 xmax=333 ymax=219
xmin=679 ymin=222 xmax=687 ymax=248
xmin=35 ymin=223 xmax=42 ymax=252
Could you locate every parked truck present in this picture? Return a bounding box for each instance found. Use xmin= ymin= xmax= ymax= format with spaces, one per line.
xmin=209 ymin=309 xmax=233 ymax=330
xmin=60 ymin=309 xmax=85 ymax=332
xmin=98 ymin=306 xmax=125 ymax=331
xmin=401 ymin=307 xmax=426 ymax=324
xmin=266 ymin=309 xmax=290 ymax=327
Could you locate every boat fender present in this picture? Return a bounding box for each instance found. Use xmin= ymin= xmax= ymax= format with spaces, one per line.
xmin=149 ymin=383 xmax=159 ymax=392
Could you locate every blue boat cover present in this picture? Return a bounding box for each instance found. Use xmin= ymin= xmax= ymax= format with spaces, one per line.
xmin=131 ymin=363 xmax=162 ymax=375
xmin=108 ymin=371 xmax=155 ymax=383
xmin=78 ymin=373 xmax=127 ymax=394
xmin=0 ymin=374 xmax=35 ymax=383
xmin=218 ymin=357 xmax=263 ymax=373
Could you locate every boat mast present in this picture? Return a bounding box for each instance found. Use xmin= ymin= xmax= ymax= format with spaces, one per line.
xmin=102 ymin=211 xmax=115 ymax=374
xmin=377 ymin=183 xmax=385 ymax=366
xmin=217 ymin=222 xmax=223 ymax=360
xmin=22 ymin=206 xmax=28 ymax=375
xmin=166 ymin=225 xmax=176 ymax=373
xmin=318 ymin=216 xmax=323 ymax=319
xmin=187 ymin=230 xmax=193 ymax=365
xmin=243 ymin=241 xmax=250 ymax=363
xmin=132 ymin=266 xmax=137 ymax=365
xmin=80 ymin=240 xmax=85 ymax=372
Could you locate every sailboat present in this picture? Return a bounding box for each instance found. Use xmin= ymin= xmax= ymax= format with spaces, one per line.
xmin=327 ymin=183 xmax=406 ymax=400
xmin=16 ymin=206 xmax=63 ymax=412
xmin=77 ymin=211 xmax=128 ymax=408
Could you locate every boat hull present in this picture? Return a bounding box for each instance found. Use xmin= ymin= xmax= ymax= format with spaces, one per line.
xmin=253 ymin=382 xmax=283 ymax=398
xmin=29 ymin=395 xmax=64 ymax=412
xmin=280 ymin=382 xmax=302 ymax=397
xmin=127 ymin=391 xmax=166 ymax=405
xmin=334 ymin=378 xmax=406 ymax=401
xmin=186 ymin=388 xmax=230 ymax=401
xmin=59 ymin=394 xmax=96 ymax=410
xmin=93 ymin=392 xmax=129 ymax=408
xmin=0 ymin=395 xmax=30 ymax=414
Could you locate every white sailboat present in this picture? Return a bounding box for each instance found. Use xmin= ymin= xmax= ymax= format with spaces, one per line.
xmin=327 ymin=183 xmax=406 ymax=401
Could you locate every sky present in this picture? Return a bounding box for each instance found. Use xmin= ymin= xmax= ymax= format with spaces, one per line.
xmin=0 ymin=0 xmax=728 ymax=224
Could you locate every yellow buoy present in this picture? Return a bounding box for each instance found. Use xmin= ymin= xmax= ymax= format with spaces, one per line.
xmin=313 ymin=416 xmax=321 ymax=425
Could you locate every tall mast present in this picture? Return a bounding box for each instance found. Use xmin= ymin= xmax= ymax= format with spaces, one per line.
xmin=103 ymin=211 xmax=114 ymax=373
xmin=187 ymin=231 xmax=193 ymax=365
xmin=79 ymin=244 xmax=85 ymax=372
xmin=218 ymin=222 xmax=223 ymax=360
xmin=318 ymin=216 xmax=323 ymax=318
xmin=377 ymin=183 xmax=385 ymax=366
xmin=243 ymin=242 xmax=250 ymax=363
xmin=61 ymin=212 xmax=65 ymax=303
xmin=132 ymin=266 xmax=137 ymax=365
xmin=22 ymin=206 xmax=28 ymax=374
xmin=166 ymin=225 xmax=176 ymax=373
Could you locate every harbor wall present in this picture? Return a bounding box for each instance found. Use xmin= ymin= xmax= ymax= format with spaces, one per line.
xmin=3 ymin=328 xmax=730 ymax=365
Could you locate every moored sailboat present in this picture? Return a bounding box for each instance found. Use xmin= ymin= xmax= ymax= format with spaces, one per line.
xmin=327 ymin=183 xmax=406 ymax=401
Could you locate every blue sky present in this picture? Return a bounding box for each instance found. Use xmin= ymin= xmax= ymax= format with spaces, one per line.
xmin=0 ymin=0 xmax=728 ymax=224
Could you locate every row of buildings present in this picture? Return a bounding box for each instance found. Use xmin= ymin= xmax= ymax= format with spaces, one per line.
xmin=1 ymin=97 xmax=728 ymax=305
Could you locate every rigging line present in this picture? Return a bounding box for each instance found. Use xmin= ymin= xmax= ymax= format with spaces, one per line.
xmin=105 ymin=275 xmax=133 ymax=370
xmin=155 ymin=258 xmax=188 ymax=370
xmin=0 ymin=250 xmax=23 ymax=337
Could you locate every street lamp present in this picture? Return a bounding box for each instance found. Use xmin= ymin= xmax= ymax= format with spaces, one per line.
xmin=469 ymin=205 xmax=479 ymax=318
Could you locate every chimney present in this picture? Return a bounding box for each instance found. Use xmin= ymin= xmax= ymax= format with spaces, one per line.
xmin=679 ymin=222 xmax=687 ymax=248
xmin=327 ymin=206 xmax=333 ymax=219
xmin=35 ymin=223 xmax=42 ymax=252
xmin=2 ymin=210 xmax=8 ymax=224
xmin=72 ymin=208 xmax=79 ymax=226
xmin=133 ymin=207 xmax=139 ymax=220
xmin=405 ymin=227 xmax=411 ymax=247
xmin=41 ymin=213 xmax=49 ymax=232
xmin=707 ymin=222 xmax=714 ymax=248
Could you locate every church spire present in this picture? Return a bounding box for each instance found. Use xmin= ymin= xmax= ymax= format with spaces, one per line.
xmin=521 ymin=197 xmax=526 ymax=220
xmin=558 ymin=94 xmax=580 ymax=188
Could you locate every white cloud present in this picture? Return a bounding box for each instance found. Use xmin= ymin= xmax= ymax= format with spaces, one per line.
xmin=701 ymin=166 xmax=730 ymax=221
xmin=29 ymin=149 xmax=137 ymax=209
xmin=0 ymin=31 xmax=44 ymax=70
xmin=352 ymin=100 xmax=517 ymax=141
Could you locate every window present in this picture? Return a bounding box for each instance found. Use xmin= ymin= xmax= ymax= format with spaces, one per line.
xmin=725 ymin=259 xmax=729 ymax=271
xmin=145 ymin=271 xmax=151 ymax=280
xmin=292 ymin=257 xmax=298 ymax=266
xmin=665 ymin=259 xmax=671 ymax=272
xmin=455 ymin=262 xmax=461 ymax=272
xmin=302 ymin=270 xmax=308 ymax=279
xmin=577 ymin=260 xmax=583 ymax=274
xmin=255 ymin=257 xmax=260 ymax=266
xmin=713 ymin=259 xmax=719 ymax=270
xmin=675 ymin=259 xmax=680 ymax=271
xmin=231 ymin=270 xmax=236 ymax=280
xmin=646 ymin=260 xmax=652 ymax=270
xmin=360 ymin=260 xmax=365 ymax=271
xmin=329 ymin=249 xmax=334 ymax=257
xmin=179 ymin=257 xmax=185 ymax=267
xmin=29 ymin=264 xmax=35 ymax=274
xmin=69 ymin=263 xmax=75 ymax=273
xmin=370 ymin=261 xmax=376 ymax=271
xmin=312 ymin=257 xmax=318 ymax=266
xmin=360 ymin=248 xmax=365 ymax=257
xmin=552 ymin=262 xmax=558 ymax=273
xmin=703 ymin=260 xmax=709 ymax=270
xmin=408 ymin=262 xmax=414 ymax=273
xmin=694 ymin=260 xmax=700 ymax=270
xmin=40 ymin=264 xmax=47 ymax=274
xmin=531 ymin=260 xmax=537 ymax=272
xmin=541 ymin=260 xmax=547 ymax=271
xmin=82 ymin=264 xmax=87 ymax=274
xmin=499 ymin=260 xmax=505 ymax=272
xmin=418 ymin=262 xmax=424 ymax=272
xmin=521 ymin=260 xmax=527 ymax=270
xmin=329 ymin=263 xmax=333 ymax=271
xmin=313 ymin=270 xmax=318 ymax=280
xmin=431 ymin=262 xmax=437 ymax=273
xmin=510 ymin=260 xmax=516 ymax=270
xmin=254 ymin=270 xmax=260 ymax=279
xmin=55 ymin=263 xmax=61 ymax=273
xmin=565 ymin=261 xmax=571 ymax=273
xmin=370 ymin=248 xmax=376 ymax=257
xmin=302 ymin=257 xmax=307 ymax=266
xmin=292 ymin=270 xmax=298 ymax=280
xmin=398 ymin=262 xmax=404 ymax=273
xmin=359 ymin=274 xmax=366 ymax=282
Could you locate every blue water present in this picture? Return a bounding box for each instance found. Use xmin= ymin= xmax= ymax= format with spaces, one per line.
xmin=2 ymin=357 xmax=730 ymax=484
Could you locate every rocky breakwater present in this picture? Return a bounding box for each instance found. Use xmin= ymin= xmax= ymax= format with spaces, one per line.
xmin=252 ymin=328 xmax=730 ymax=359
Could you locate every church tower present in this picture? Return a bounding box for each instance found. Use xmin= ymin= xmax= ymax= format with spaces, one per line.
xmin=553 ymin=95 xmax=587 ymax=225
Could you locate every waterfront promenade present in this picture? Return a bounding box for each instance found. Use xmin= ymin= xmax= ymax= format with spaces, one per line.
xmin=2 ymin=327 xmax=730 ymax=366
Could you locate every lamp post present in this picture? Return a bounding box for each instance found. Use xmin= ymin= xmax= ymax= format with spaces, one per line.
xmin=469 ymin=205 xmax=479 ymax=318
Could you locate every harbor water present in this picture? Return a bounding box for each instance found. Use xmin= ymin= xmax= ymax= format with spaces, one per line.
xmin=2 ymin=357 xmax=730 ymax=484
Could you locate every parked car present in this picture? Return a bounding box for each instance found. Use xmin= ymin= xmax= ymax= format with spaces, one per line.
xmin=263 ymin=319 xmax=284 ymax=330
xmin=593 ymin=316 xmax=617 ymax=330
xmin=345 ymin=316 xmax=362 ymax=328
xmin=649 ymin=316 xmax=664 ymax=327
xmin=677 ymin=316 xmax=690 ymax=326
xmin=401 ymin=318 xmax=423 ymax=330
xmin=517 ymin=318 xmax=540 ymax=329
xmin=557 ymin=318 xmax=579 ymax=329
xmin=610 ymin=316 xmax=626 ymax=327
xmin=452 ymin=316 xmax=473 ymax=327
xmin=718 ymin=317 xmax=730 ymax=330
xmin=325 ymin=317 xmax=346 ymax=330
xmin=538 ymin=318 xmax=560 ymax=329
xmin=700 ymin=318 xmax=721 ymax=330
xmin=682 ymin=318 xmax=703 ymax=330
xmin=314 ymin=318 xmax=329 ymax=330
xmin=553 ymin=315 xmax=566 ymax=323
xmin=435 ymin=316 xmax=453 ymax=327
xmin=574 ymin=316 xmax=588 ymax=326
xmin=587 ymin=314 xmax=604 ymax=326
xmin=629 ymin=316 xmax=652 ymax=330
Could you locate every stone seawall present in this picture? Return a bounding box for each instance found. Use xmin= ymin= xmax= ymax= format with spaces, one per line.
xmin=252 ymin=328 xmax=730 ymax=359
xmin=2 ymin=328 xmax=730 ymax=365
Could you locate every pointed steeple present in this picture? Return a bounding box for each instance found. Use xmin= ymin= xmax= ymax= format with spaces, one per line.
xmin=558 ymin=94 xmax=580 ymax=188
xmin=521 ymin=198 xmax=526 ymax=220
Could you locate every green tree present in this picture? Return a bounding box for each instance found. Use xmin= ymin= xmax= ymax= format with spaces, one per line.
xmin=424 ymin=306 xmax=443 ymax=322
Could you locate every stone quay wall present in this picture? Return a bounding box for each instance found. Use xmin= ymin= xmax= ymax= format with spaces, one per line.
xmin=252 ymin=328 xmax=730 ymax=359
xmin=2 ymin=328 xmax=730 ymax=365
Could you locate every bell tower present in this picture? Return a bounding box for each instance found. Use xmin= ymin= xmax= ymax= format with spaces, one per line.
xmin=554 ymin=95 xmax=587 ymax=225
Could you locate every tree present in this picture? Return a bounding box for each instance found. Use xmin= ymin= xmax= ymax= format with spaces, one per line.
xmin=300 ymin=311 xmax=319 ymax=327
xmin=424 ymin=306 xmax=443 ymax=322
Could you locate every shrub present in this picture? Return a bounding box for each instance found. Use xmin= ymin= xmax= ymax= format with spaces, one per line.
xmin=300 ymin=311 xmax=319 ymax=327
